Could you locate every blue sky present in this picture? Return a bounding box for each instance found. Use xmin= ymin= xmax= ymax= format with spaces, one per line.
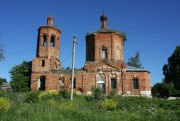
xmin=0 ymin=0 xmax=179 ymax=86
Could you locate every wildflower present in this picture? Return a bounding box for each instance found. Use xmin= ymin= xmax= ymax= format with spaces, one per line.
xmin=99 ymin=99 xmax=118 ymax=111
xmin=38 ymin=91 xmax=49 ymax=100
xmin=48 ymin=90 xmax=59 ymax=96
xmin=59 ymin=101 xmax=78 ymax=111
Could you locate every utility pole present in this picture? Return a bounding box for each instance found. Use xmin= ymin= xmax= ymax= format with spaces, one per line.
xmin=70 ymin=36 xmax=77 ymax=100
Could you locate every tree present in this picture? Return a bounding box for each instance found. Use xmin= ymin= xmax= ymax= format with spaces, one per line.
xmin=151 ymin=80 xmax=175 ymax=98
xmin=0 ymin=44 xmax=4 ymax=61
xmin=163 ymin=46 xmax=180 ymax=90
xmin=127 ymin=51 xmax=142 ymax=68
xmin=0 ymin=78 xmax=7 ymax=87
xmin=9 ymin=61 xmax=32 ymax=92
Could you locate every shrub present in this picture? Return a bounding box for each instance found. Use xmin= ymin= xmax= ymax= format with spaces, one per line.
xmin=91 ymin=87 xmax=104 ymax=100
xmin=25 ymin=92 xmax=39 ymax=103
xmin=59 ymin=89 xmax=70 ymax=99
xmin=109 ymin=89 xmax=118 ymax=98
xmin=0 ymin=91 xmax=4 ymax=97
xmin=99 ymin=99 xmax=118 ymax=111
xmin=0 ymin=97 xmax=11 ymax=112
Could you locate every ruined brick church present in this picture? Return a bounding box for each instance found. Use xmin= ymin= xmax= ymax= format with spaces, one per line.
xmin=31 ymin=14 xmax=151 ymax=96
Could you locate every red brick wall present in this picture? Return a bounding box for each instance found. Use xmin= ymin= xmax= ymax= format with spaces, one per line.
xmin=86 ymin=33 xmax=124 ymax=62
xmin=126 ymin=71 xmax=151 ymax=95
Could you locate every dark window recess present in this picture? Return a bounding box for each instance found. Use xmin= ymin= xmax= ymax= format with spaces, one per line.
xmin=41 ymin=60 xmax=45 ymax=67
xmin=39 ymin=76 xmax=45 ymax=91
xmin=73 ymin=78 xmax=76 ymax=89
xmin=111 ymin=78 xmax=116 ymax=89
xmin=133 ymin=79 xmax=138 ymax=89
xmin=89 ymin=51 xmax=93 ymax=61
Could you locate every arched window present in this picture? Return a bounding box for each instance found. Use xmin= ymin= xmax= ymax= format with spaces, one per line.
xmin=99 ymin=75 xmax=104 ymax=82
xmin=97 ymin=75 xmax=105 ymax=92
xmin=102 ymin=48 xmax=107 ymax=59
xmin=43 ymin=35 xmax=47 ymax=46
xmin=50 ymin=35 xmax=55 ymax=47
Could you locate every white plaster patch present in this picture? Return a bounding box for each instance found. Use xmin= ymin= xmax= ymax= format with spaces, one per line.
xmin=118 ymin=91 xmax=122 ymax=95
xmin=126 ymin=91 xmax=131 ymax=95
xmin=86 ymin=91 xmax=92 ymax=95
xmin=140 ymin=91 xmax=151 ymax=96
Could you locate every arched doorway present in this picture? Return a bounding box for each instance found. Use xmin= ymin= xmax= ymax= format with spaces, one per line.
xmin=39 ymin=76 xmax=46 ymax=91
xmin=97 ymin=74 xmax=105 ymax=93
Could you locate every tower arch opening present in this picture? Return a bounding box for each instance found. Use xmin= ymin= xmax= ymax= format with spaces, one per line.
xmin=43 ymin=34 xmax=47 ymax=46
xmin=50 ymin=35 xmax=55 ymax=47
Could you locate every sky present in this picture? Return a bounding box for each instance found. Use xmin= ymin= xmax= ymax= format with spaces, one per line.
xmin=0 ymin=0 xmax=179 ymax=86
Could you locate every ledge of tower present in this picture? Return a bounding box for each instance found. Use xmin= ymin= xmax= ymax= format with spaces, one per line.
xmin=86 ymin=29 xmax=127 ymax=41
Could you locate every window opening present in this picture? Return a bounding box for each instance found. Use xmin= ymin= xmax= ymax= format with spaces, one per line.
xmin=73 ymin=78 xmax=76 ymax=89
xmin=40 ymin=60 xmax=45 ymax=67
xmin=133 ymin=78 xmax=138 ymax=89
xmin=69 ymin=78 xmax=76 ymax=89
xmin=59 ymin=78 xmax=64 ymax=88
xmin=102 ymin=48 xmax=107 ymax=59
xmin=50 ymin=35 xmax=55 ymax=47
xmin=43 ymin=35 xmax=47 ymax=46
xmin=39 ymin=76 xmax=45 ymax=91
xmin=111 ymin=78 xmax=116 ymax=89
xmin=97 ymin=75 xmax=105 ymax=92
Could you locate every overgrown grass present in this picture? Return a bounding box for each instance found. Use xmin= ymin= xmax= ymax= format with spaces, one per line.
xmin=0 ymin=90 xmax=179 ymax=121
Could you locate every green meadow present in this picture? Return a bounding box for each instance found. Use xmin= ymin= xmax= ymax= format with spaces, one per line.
xmin=0 ymin=90 xmax=179 ymax=121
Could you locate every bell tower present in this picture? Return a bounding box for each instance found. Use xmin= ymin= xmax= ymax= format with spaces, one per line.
xmin=31 ymin=16 xmax=61 ymax=91
xmin=36 ymin=16 xmax=60 ymax=60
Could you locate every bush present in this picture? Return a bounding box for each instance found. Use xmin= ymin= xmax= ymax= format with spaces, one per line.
xmin=0 ymin=97 xmax=11 ymax=112
xmin=25 ymin=92 xmax=39 ymax=103
xmin=91 ymin=87 xmax=104 ymax=100
xmin=0 ymin=91 xmax=4 ymax=97
xmin=109 ymin=89 xmax=118 ymax=98
xmin=59 ymin=89 xmax=70 ymax=99
xmin=152 ymin=82 xmax=175 ymax=98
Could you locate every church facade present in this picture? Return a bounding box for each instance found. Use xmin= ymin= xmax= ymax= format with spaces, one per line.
xmin=31 ymin=14 xmax=151 ymax=96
